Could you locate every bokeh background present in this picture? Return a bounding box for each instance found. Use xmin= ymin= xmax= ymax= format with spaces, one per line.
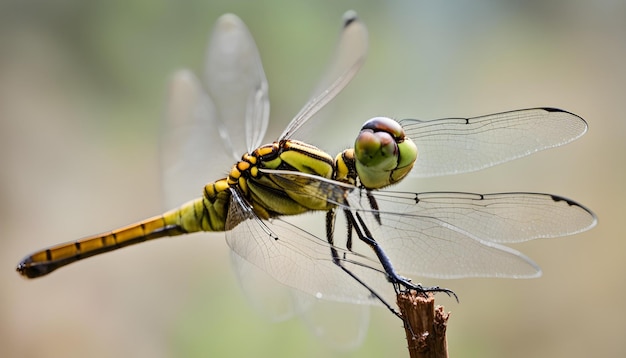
xmin=1 ymin=1 xmax=624 ymax=357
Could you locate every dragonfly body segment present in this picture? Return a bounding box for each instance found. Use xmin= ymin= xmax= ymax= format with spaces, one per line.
xmin=233 ymin=140 xmax=336 ymax=218
xmin=17 ymin=208 xmax=189 ymax=278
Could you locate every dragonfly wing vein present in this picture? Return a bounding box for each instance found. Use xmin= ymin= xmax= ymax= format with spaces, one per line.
xmin=279 ymin=12 xmax=368 ymax=141
xmin=204 ymin=13 xmax=270 ymax=156
xmin=369 ymin=191 xmax=597 ymax=243
xmin=402 ymin=108 xmax=588 ymax=177
xmin=255 ymin=171 xmax=596 ymax=278
xmin=225 ymin=188 xmax=392 ymax=305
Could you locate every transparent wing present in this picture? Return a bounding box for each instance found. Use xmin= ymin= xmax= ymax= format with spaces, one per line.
xmin=161 ymin=14 xmax=269 ymax=207
xmin=369 ymin=191 xmax=598 ymax=243
xmin=230 ymin=250 xmax=308 ymax=322
xmin=204 ymin=13 xmax=270 ymax=155
xmin=279 ymin=10 xmax=368 ymax=141
xmin=161 ymin=70 xmax=225 ymax=207
xmin=358 ymin=192 xmax=595 ymax=279
xmin=402 ymin=108 xmax=588 ymax=177
xmin=297 ymin=295 xmax=370 ymax=350
xmin=231 ymin=249 xmax=370 ymax=349
xmin=262 ymin=169 xmax=596 ymax=278
xmin=225 ymin=187 xmax=396 ymax=306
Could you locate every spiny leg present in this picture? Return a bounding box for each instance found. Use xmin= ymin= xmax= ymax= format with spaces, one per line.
xmin=345 ymin=207 xmax=458 ymax=302
xmin=325 ymin=210 xmax=403 ymax=318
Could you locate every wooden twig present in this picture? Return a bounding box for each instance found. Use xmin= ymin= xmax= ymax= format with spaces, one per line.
xmin=397 ymin=291 xmax=450 ymax=358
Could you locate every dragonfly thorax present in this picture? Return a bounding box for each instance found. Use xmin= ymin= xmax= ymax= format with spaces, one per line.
xmin=222 ymin=140 xmax=337 ymax=219
xmin=227 ymin=140 xmax=336 ymax=185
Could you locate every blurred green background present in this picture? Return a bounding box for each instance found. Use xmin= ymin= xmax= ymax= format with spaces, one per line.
xmin=1 ymin=0 xmax=624 ymax=357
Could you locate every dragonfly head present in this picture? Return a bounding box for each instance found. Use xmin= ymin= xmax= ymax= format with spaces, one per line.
xmin=354 ymin=117 xmax=417 ymax=189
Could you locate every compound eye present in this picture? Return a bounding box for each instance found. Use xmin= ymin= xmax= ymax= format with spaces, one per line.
xmin=361 ymin=117 xmax=405 ymax=140
xmin=353 ymin=117 xmax=418 ymax=189
xmin=354 ymin=120 xmax=399 ymax=170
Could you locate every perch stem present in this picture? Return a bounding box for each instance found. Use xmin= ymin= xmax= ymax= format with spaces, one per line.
xmin=396 ymin=291 xmax=450 ymax=358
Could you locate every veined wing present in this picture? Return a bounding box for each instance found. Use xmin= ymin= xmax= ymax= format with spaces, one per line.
xmin=225 ymin=187 xmax=395 ymax=306
xmin=262 ymin=169 xmax=596 ymax=279
xmin=162 ymin=14 xmax=269 ymax=207
xmin=162 ymin=70 xmax=220 ymax=207
xmin=356 ymin=191 xmax=596 ymax=279
xmin=279 ymin=11 xmax=368 ymax=141
xmin=370 ymin=190 xmax=597 ymax=243
xmin=230 ymin=249 xmax=371 ymax=348
xmin=402 ymin=108 xmax=588 ymax=177
xmin=203 ymin=14 xmax=269 ymax=154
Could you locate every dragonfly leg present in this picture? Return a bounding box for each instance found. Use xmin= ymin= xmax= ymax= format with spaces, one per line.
xmin=325 ymin=210 xmax=403 ymax=318
xmin=345 ymin=209 xmax=458 ymax=302
xmin=334 ymin=248 xmax=405 ymax=319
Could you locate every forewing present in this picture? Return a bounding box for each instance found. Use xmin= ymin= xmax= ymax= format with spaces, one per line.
xmin=403 ymin=108 xmax=588 ymax=177
xmin=280 ymin=11 xmax=368 ymax=141
xmin=161 ymin=14 xmax=269 ymax=208
xmin=204 ymin=13 xmax=269 ymax=155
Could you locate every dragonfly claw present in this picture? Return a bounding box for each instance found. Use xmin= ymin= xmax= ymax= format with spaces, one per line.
xmin=420 ymin=286 xmax=459 ymax=303
xmin=393 ymin=278 xmax=459 ymax=303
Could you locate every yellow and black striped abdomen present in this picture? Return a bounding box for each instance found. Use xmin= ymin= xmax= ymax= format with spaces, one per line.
xmin=17 ymin=184 xmax=233 ymax=279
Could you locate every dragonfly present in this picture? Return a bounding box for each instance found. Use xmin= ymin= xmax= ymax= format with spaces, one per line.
xmin=16 ymin=11 xmax=596 ymax=319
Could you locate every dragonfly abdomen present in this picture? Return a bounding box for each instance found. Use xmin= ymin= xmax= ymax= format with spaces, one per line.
xmin=16 ymin=195 xmax=234 ymax=279
xmin=16 ymin=212 xmax=189 ymax=278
